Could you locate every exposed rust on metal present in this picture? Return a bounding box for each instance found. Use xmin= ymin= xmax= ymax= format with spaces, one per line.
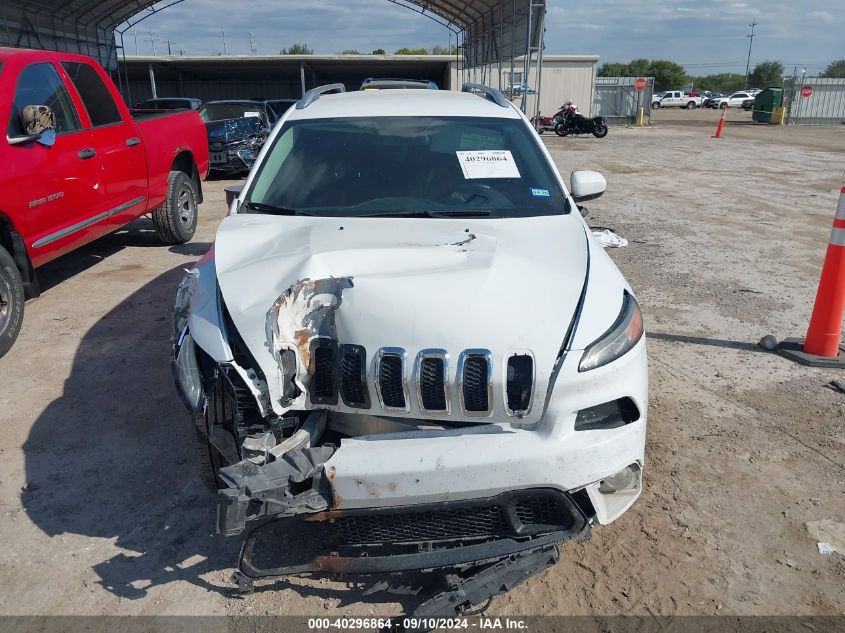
xmin=295 ymin=329 xmax=313 ymax=374
xmin=316 ymin=555 xmax=355 ymax=574
xmin=326 ymin=465 xmax=336 ymax=480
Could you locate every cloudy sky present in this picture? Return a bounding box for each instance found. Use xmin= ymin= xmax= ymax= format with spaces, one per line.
xmin=121 ymin=0 xmax=843 ymax=74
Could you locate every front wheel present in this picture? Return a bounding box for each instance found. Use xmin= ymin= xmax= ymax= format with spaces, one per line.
xmin=592 ymin=121 xmax=609 ymax=138
xmin=554 ymin=123 xmax=570 ymax=137
xmin=152 ymin=170 xmax=198 ymax=244
xmin=0 ymin=245 xmax=25 ymax=359
xmin=652 ymin=102 xmax=661 ymax=109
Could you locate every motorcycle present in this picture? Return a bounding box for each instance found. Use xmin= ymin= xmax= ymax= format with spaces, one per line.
xmin=554 ymin=104 xmax=608 ymax=138
xmin=531 ymin=110 xmax=564 ymax=134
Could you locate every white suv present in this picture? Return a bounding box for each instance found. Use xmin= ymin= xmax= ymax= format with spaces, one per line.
xmin=715 ymin=92 xmax=754 ymax=108
xmin=171 ymin=83 xmax=648 ymax=608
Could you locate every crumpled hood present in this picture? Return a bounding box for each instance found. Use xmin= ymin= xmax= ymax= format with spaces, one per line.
xmin=213 ymin=213 xmax=589 ymax=422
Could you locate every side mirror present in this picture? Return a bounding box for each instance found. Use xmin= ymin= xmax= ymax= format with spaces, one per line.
xmin=9 ymin=105 xmax=57 ymax=147
xmin=570 ymin=170 xmax=606 ymax=202
xmin=225 ymin=184 xmax=244 ymax=208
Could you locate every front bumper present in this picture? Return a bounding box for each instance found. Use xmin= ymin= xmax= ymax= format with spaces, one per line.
xmin=217 ymin=338 xmax=647 ymax=536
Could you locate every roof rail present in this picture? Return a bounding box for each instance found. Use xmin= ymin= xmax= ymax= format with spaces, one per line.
xmin=296 ymin=83 xmax=346 ymax=109
xmin=462 ymin=83 xmax=510 ymax=108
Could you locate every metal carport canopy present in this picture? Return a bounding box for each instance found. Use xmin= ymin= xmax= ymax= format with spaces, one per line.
xmin=1 ymin=0 xmax=544 ymax=69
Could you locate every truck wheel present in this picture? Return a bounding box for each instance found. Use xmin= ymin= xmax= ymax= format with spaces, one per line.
xmin=152 ymin=170 xmax=198 ymax=245
xmin=0 ymin=245 xmax=25 ymax=359
xmin=652 ymin=102 xmax=660 ymax=109
xmin=686 ymin=101 xmax=696 ymax=109
xmin=193 ymin=379 xmax=236 ymax=490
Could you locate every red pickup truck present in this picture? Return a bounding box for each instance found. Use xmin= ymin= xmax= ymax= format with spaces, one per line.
xmin=0 ymin=47 xmax=209 ymax=357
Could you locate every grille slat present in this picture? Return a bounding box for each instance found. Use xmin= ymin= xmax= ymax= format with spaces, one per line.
xmin=420 ymin=357 xmax=447 ymax=412
xmin=462 ymin=354 xmax=490 ymax=413
xmin=310 ymin=341 xmax=338 ymax=405
xmin=506 ymin=354 xmax=534 ymax=415
xmin=378 ymin=353 xmax=406 ymax=410
xmin=339 ymin=345 xmax=369 ymax=409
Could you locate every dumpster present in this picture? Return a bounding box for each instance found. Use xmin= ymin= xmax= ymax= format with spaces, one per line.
xmin=752 ymin=87 xmax=783 ymax=123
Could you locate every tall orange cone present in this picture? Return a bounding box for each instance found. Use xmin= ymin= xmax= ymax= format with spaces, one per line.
xmin=713 ymin=108 xmax=727 ymax=138
xmin=778 ymin=187 xmax=845 ymax=367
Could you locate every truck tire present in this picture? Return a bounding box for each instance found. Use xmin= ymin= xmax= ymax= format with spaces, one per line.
xmin=193 ymin=379 xmax=236 ymax=490
xmin=652 ymin=101 xmax=660 ymax=109
xmin=686 ymin=101 xmax=696 ymax=109
xmin=0 ymin=245 xmax=25 ymax=359
xmin=152 ymin=170 xmax=198 ymax=245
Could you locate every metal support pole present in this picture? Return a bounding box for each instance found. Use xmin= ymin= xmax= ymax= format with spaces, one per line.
xmin=520 ymin=0 xmax=533 ymax=112
xmin=148 ymin=63 xmax=157 ymax=99
xmin=300 ymin=62 xmax=306 ymax=97
xmin=533 ymin=4 xmax=545 ymax=121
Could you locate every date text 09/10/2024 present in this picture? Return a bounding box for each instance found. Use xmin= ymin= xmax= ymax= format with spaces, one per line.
xmin=307 ymin=617 xmax=529 ymax=630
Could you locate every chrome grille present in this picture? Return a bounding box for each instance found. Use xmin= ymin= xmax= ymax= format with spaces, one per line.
xmin=338 ymin=344 xmax=369 ymax=409
xmin=415 ymin=349 xmax=449 ymax=414
xmin=375 ymin=348 xmax=408 ymax=412
xmin=458 ymin=349 xmax=493 ymax=416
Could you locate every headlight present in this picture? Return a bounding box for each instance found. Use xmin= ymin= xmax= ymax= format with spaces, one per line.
xmin=172 ymin=328 xmax=205 ymax=413
xmin=578 ymin=291 xmax=644 ymax=372
xmin=172 ymin=269 xmax=199 ymax=343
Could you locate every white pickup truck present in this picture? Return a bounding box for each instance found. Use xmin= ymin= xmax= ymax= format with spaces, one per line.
xmin=651 ymin=90 xmax=702 ymax=109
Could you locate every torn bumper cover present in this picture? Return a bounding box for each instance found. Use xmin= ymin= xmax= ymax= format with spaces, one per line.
xmin=231 ymin=487 xmax=591 ymax=580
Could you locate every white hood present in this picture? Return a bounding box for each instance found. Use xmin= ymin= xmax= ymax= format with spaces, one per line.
xmin=213 ymin=212 xmax=589 ymax=423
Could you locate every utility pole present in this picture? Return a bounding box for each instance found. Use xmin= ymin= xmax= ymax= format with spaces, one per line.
xmin=744 ymin=20 xmax=757 ymax=89
xmin=165 ymin=40 xmax=174 ymax=56
xmin=221 ymin=30 xmax=228 ymax=55
xmin=145 ymin=29 xmax=157 ymax=56
xmin=249 ymin=32 xmax=257 ymax=55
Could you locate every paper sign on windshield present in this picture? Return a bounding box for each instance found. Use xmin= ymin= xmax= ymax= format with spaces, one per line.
xmin=456 ymin=150 xmax=521 ymax=179
xmin=244 ymin=111 xmax=261 ymax=118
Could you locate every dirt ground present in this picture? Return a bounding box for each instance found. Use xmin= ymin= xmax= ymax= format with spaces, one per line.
xmin=0 ymin=108 xmax=843 ymax=619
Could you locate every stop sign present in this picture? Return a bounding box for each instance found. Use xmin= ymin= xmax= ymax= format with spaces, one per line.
xmin=801 ymin=85 xmax=813 ymax=97
xmin=634 ymin=77 xmax=647 ymax=91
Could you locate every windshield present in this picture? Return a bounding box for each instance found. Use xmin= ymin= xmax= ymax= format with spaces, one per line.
xmin=244 ymin=116 xmax=567 ymax=218
xmin=199 ymin=103 xmax=265 ymax=123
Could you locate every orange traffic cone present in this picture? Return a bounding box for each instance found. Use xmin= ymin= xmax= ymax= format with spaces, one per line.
xmin=713 ymin=108 xmax=727 ymax=138
xmin=778 ymin=186 xmax=845 ymax=367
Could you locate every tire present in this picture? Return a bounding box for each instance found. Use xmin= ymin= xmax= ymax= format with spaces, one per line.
xmin=686 ymin=101 xmax=696 ymax=109
xmin=152 ymin=170 xmax=198 ymax=245
xmin=554 ymin=123 xmax=570 ymax=137
xmin=652 ymin=102 xmax=660 ymax=109
xmin=720 ymin=102 xmax=728 ymax=110
xmin=592 ymin=121 xmax=609 ymax=138
xmin=0 ymin=246 xmax=24 ymax=359
xmin=193 ymin=379 xmax=236 ymax=490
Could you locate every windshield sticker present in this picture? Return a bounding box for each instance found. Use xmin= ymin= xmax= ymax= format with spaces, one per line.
xmin=529 ymin=187 xmax=551 ymax=197
xmin=456 ymin=150 xmax=521 ymax=180
xmin=243 ymin=111 xmax=261 ymax=118
xmin=459 ymin=132 xmax=505 ymax=150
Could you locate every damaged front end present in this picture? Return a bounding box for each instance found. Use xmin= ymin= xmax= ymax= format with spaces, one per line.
xmin=206 ymin=117 xmax=268 ymax=173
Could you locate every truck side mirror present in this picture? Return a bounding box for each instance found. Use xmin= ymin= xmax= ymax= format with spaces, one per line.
xmin=570 ymin=170 xmax=606 ymax=202
xmin=9 ymin=104 xmax=57 ymax=147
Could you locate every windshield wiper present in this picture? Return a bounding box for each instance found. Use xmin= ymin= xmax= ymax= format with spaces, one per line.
xmin=242 ymin=201 xmax=312 ymax=216
xmin=360 ymin=209 xmax=492 ymax=218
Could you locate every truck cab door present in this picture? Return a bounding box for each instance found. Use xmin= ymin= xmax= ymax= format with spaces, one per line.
xmin=61 ymin=61 xmax=148 ymax=231
xmin=6 ymin=62 xmax=104 ymax=267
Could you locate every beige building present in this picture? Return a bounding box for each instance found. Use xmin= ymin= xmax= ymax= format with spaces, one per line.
xmin=123 ymin=54 xmax=598 ymax=116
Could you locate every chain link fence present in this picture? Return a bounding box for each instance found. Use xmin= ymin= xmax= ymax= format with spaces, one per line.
xmin=784 ymin=77 xmax=845 ymax=126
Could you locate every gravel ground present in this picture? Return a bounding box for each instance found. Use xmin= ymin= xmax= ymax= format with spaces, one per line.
xmin=0 ymin=109 xmax=843 ymax=618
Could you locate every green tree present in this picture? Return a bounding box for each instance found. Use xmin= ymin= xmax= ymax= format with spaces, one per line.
xmin=340 ymin=49 xmax=361 ymax=55
xmin=692 ymin=73 xmax=746 ymax=93
xmin=279 ymin=43 xmax=313 ymax=55
xmin=431 ymin=44 xmax=458 ymax=55
xmin=394 ymin=47 xmax=429 ymax=55
xmin=748 ymin=60 xmax=784 ymax=88
xmin=597 ymin=62 xmax=628 ymax=77
xmin=371 ymin=48 xmax=386 ymax=55
xmin=649 ymin=60 xmax=687 ymax=91
xmin=821 ymin=59 xmax=845 ymax=78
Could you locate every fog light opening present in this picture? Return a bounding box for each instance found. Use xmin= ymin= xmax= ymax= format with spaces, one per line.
xmin=598 ymin=464 xmax=640 ymax=494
